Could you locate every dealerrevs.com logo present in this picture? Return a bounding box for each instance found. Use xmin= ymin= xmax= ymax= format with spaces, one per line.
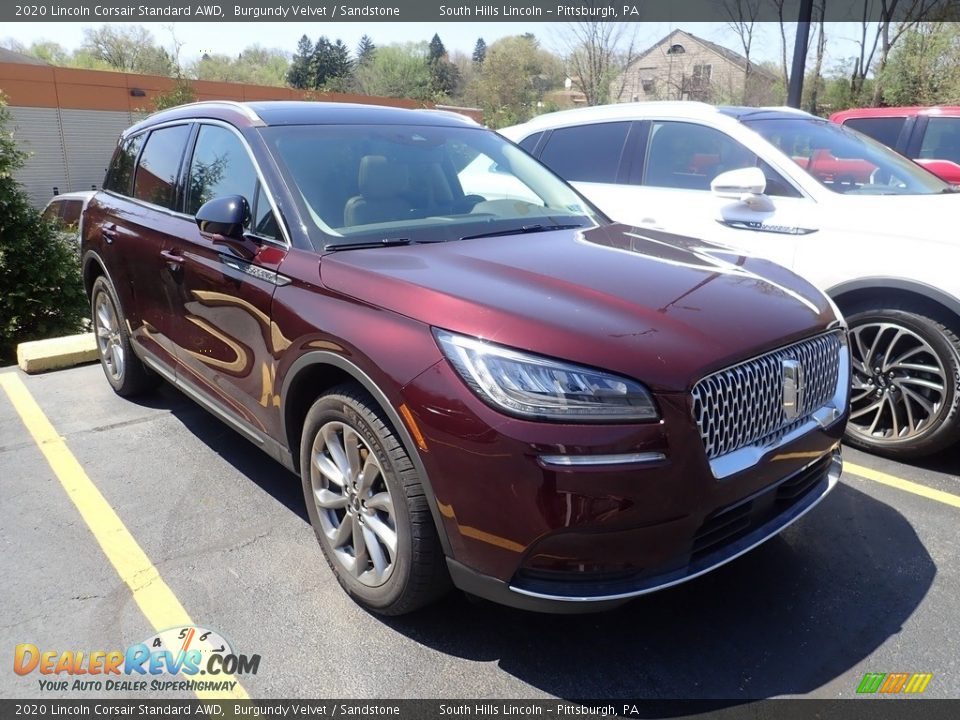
xmin=14 ymin=626 xmax=260 ymax=693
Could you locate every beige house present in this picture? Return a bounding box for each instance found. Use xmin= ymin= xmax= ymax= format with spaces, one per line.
xmin=613 ymin=29 xmax=779 ymax=106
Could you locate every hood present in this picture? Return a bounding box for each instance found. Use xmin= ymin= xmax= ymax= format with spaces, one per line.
xmin=320 ymin=224 xmax=837 ymax=392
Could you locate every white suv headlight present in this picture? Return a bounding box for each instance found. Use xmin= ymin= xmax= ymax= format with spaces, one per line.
xmin=434 ymin=330 xmax=658 ymax=422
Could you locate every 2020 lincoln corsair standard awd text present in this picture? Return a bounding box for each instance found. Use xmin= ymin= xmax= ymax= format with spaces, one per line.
xmin=82 ymin=101 xmax=849 ymax=614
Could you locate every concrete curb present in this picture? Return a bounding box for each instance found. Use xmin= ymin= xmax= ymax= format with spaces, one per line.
xmin=17 ymin=333 xmax=98 ymax=374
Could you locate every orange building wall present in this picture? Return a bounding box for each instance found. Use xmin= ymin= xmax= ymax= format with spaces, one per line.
xmin=0 ymin=62 xmax=483 ymax=121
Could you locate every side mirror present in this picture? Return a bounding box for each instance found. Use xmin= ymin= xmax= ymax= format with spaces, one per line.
xmin=711 ymin=167 xmax=772 ymax=211
xmin=711 ymin=167 xmax=767 ymax=199
xmin=195 ymin=195 xmax=249 ymax=240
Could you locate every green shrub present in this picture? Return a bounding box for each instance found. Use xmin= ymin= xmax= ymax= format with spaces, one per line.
xmin=0 ymin=95 xmax=87 ymax=363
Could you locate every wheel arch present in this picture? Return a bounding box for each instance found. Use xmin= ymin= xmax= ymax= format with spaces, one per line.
xmin=280 ymin=351 xmax=452 ymax=555
xmin=828 ymin=277 xmax=960 ymax=332
xmin=81 ymin=250 xmax=109 ymax=299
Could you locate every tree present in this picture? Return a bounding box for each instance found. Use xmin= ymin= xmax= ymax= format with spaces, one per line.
xmin=312 ymin=37 xmax=353 ymax=92
xmin=807 ymin=1 xmax=829 ymax=114
xmin=153 ymin=74 xmax=196 ymax=111
xmin=477 ymin=35 xmax=564 ymax=127
xmin=192 ymin=46 xmax=289 ymax=86
xmin=771 ymin=0 xmax=791 ymax=92
xmin=848 ymin=0 xmax=939 ymax=106
xmin=80 ymin=25 xmax=174 ymax=75
xmin=288 ymin=35 xmax=314 ymax=89
xmin=0 ymin=95 xmax=86 ymax=361
xmin=472 ymin=38 xmax=487 ymax=67
xmin=357 ymin=35 xmax=376 ymax=66
xmin=428 ymin=34 xmax=446 ymax=64
xmin=724 ymin=0 xmax=762 ymax=103
xmin=879 ymin=22 xmax=960 ymax=106
xmin=559 ymin=22 xmax=640 ymax=106
xmin=354 ymin=43 xmax=433 ymax=101
xmin=426 ymin=33 xmax=460 ymax=99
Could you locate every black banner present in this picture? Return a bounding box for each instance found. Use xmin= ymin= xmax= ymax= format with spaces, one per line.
xmin=2 ymin=700 xmax=960 ymax=720
xmin=4 ymin=0 xmax=960 ymax=24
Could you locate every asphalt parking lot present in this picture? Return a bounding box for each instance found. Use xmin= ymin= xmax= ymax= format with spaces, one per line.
xmin=1 ymin=363 xmax=958 ymax=700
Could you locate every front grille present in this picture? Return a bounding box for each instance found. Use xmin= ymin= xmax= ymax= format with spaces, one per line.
xmin=692 ymin=332 xmax=843 ymax=460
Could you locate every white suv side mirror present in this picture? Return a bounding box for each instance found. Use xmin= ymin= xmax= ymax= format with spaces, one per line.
xmin=711 ymin=166 xmax=772 ymax=210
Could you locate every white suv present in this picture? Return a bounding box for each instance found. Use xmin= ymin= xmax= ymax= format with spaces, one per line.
xmin=502 ymin=102 xmax=960 ymax=459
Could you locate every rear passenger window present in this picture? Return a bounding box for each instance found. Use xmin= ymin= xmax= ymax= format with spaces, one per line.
xmin=538 ymin=123 xmax=630 ymax=183
xmin=133 ymin=125 xmax=191 ymax=210
xmin=919 ymin=117 xmax=960 ymax=163
xmin=844 ymin=117 xmax=906 ymax=149
xmin=104 ymin=134 xmax=143 ymax=195
xmin=61 ymin=200 xmax=83 ymax=228
xmin=186 ymin=125 xmax=258 ymax=216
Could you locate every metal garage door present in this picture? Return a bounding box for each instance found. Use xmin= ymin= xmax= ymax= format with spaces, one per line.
xmin=9 ymin=106 xmax=68 ymax=208
xmin=60 ymin=109 xmax=132 ymax=196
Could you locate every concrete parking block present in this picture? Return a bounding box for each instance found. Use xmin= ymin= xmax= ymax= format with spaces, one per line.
xmin=16 ymin=333 xmax=97 ymax=374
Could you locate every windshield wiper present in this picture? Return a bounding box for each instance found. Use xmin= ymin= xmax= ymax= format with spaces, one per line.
xmin=941 ymin=186 xmax=960 ymax=194
xmin=325 ymin=238 xmax=411 ymax=251
xmin=460 ymin=223 xmax=586 ymax=241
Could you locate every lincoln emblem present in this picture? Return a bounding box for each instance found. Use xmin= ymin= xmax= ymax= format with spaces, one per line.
xmin=782 ymin=359 xmax=804 ymax=420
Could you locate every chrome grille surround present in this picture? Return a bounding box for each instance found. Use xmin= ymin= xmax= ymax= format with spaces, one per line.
xmin=692 ymin=331 xmax=846 ymax=467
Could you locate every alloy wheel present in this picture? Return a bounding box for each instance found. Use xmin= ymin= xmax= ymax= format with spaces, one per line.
xmin=94 ymin=290 xmax=125 ymax=382
xmin=848 ymin=322 xmax=947 ymax=443
xmin=309 ymin=421 xmax=397 ymax=587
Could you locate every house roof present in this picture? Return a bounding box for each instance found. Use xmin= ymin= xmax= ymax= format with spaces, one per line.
xmin=0 ymin=47 xmax=50 ymax=66
xmin=631 ymin=29 xmax=777 ymax=81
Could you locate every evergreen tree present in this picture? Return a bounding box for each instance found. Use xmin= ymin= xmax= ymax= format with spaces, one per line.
xmin=428 ymin=34 xmax=446 ymax=64
xmin=472 ymin=38 xmax=487 ymax=67
xmin=287 ymin=34 xmax=314 ymax=89
xmin=0 ymin=96 xmax=86 ymax=361
xmin=357 ymin=35 xmax=376 ymax=66
xmin=427 ymin=34 xmax=459 ymax=98
xmin=312 ymin=37 xmax=353 ymax=91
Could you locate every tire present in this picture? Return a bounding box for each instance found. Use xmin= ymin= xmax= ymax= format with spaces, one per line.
xmin=844 ymin=302 xmax=960 ymax=459
xmin=299 ymin=384 xmax=450 ymax=615
xmin=90 ymin=275 xmax=159 ymax=397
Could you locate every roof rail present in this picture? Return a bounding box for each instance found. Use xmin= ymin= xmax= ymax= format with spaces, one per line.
xmin=175 ymin=100 xmax=262 ymax=123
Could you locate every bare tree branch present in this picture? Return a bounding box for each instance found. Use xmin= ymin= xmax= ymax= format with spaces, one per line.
xmin=558 ymin=21 xmax=641 ymax=106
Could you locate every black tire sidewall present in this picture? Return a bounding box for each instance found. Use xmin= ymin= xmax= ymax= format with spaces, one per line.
xmin=845 ymin=307 xmax=960 ymax=458
xmin=299 ymin=391 xmax=415 ymax=610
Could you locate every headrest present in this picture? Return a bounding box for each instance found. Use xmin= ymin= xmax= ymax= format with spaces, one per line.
xmin=358 ymin=155 xmax=409 ymax=199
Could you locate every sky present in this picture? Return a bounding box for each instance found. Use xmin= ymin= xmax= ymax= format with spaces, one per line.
xmin=4 ymin=21 xmax=867 ymax=71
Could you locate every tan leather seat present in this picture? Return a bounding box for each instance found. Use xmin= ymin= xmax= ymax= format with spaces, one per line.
xmin=343 ymin=156 xmax=414 ymax=227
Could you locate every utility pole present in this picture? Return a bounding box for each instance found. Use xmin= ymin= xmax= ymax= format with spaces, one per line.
xmin=787 ymin=0 xmax=814 ymax=108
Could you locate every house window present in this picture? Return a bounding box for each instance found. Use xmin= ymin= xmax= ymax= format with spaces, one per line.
xmin=667 ymin=43 xmax=685 ymax=54
xmin=641 ymin=78 xmax=656 ymax=93
xmin=693 ymin=64 xmax=712 ymax=82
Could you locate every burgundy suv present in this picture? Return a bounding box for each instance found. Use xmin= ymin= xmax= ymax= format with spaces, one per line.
xmin=82 ymin=101 xmax=849 ymax=614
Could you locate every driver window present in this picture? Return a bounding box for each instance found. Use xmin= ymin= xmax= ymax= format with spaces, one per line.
xmin=643 ymin=121 xmax=756 ymax=191
xmin=186 ymin=125 xmax=258 ymax=219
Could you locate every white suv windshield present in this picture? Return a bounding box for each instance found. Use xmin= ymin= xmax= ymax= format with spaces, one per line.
xmin=260 ymin=124 xmax=601 ymax=249
xmin=742 ymin=117 xmax=952 ymax=195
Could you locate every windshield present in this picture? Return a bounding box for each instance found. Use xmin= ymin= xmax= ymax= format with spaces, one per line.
xmin=259 ymin=123 xmax=602 ymax=249
xmin=741 ymin=117 xmax=951 ymax=195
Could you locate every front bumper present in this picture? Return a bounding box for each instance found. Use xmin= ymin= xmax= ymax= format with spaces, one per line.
xmin=447 ymin=448 xmax=841 ymax=612
xmin=401 ymin=352 xmax=847 ymax=611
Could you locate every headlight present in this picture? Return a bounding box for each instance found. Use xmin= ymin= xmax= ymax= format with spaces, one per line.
xmin=434 ymin=330 xmax=658 ymax=422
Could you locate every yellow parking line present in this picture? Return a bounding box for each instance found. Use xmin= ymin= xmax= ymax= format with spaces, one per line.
xmin=845 ymin=461 xmax=960 ymax=510
xmin=0 ymin=374 xmax=249 ymax=700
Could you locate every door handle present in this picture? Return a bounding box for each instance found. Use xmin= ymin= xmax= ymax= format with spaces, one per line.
xmin=160 ymin=248 xmax=185 ymax=274
xmin=101 ymin=224 xmax=118 ymax=243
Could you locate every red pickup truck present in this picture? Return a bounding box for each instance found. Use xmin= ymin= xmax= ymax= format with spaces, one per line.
xmin=830 ymin=106 xmax=960 ymax=183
